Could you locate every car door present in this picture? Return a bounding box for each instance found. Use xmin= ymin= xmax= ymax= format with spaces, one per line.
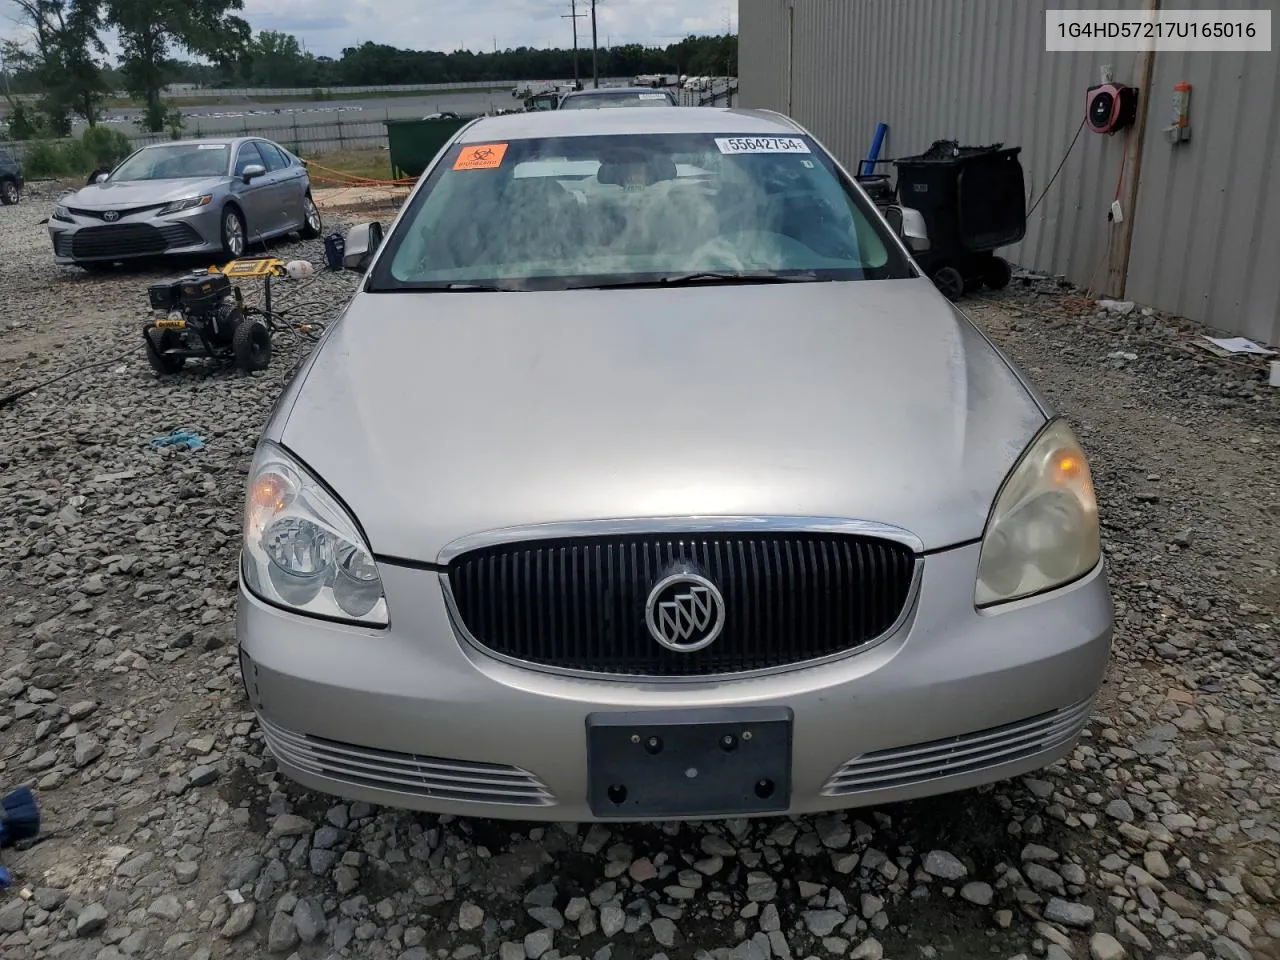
xmin=231 ymin=141 xmax=273 ymax=241
xmin=257 ymin=140 xmax=308 ymax=234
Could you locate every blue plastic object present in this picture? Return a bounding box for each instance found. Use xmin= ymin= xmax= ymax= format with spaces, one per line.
xmin=861 ymin=122 xmax=888 ymax=176
xmin=148 ymin=429 xmax=205 ymax=451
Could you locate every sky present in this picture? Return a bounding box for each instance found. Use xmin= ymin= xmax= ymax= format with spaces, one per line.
xmin=0 ymin=0 xmax=738 ymax=62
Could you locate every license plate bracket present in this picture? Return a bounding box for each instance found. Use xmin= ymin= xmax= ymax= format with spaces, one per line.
xmin=586 ymin=707 xmax=793 ymax=819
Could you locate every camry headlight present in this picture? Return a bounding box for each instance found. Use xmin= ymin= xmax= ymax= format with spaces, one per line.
xmin=52 ymin=205 xmax=72 ymax=222
xmin=160 ymin=195 xmax=212 ymax=215
xmin=241 ymin=441 xmax=388 ymax=625
xmin=975 ymin=418 xmax=1101 ymax=607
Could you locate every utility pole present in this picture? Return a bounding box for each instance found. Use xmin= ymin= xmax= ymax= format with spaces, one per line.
xmin=591 ymin=0 xmax=599 ymax=88
xmin=561 ymin=0 xmax=586 ymax=86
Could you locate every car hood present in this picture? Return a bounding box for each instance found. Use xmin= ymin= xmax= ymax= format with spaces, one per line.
xmin=275 ymin=279 xmax=1048 ymax=561
xmin=61 ymin=177 xmax=228 ymax=208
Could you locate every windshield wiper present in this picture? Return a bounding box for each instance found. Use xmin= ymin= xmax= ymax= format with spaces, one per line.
xmin=398 ymin=282 xmax=516 ymax=292
xmin=578 ymin=271 xmax=825 ymax=290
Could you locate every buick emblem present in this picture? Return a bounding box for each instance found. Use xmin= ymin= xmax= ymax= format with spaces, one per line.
xmin=102 ymin=210 xmax=119 ymax=221
xmin=645 ymin=573 xmax=725 ymax=653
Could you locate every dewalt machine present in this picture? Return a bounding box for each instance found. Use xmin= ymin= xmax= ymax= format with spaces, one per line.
xmin=142 ymin=256 xmax=323 ymax=376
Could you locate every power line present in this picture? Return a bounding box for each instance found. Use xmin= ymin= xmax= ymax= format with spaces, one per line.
xmin=561 ymin=0 xmax=586 ymax=85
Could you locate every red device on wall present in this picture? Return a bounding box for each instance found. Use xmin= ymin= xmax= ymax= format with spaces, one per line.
xmin=1086 ymin=82 xmax=1138 ymax=135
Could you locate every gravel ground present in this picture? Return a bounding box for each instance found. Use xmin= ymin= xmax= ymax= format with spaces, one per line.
xmin=1 ymin=189 xmax=1278 ymax=960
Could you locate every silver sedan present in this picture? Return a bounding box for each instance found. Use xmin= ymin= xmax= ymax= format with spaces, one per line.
xmin=48 ymin=137 xmax=322 ymax=269
xmin=236 ymin=108 xmax=1114 ymax=822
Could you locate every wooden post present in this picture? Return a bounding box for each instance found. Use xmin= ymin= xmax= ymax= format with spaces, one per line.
xmin=1106 ymin=0 xmax=1160 ymax=298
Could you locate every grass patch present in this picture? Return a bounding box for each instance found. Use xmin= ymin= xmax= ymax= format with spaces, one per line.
xmin=303 ymin=147 xmax=395 ymax=182
xmin=104 ymin=85 xmax=511 ymax=109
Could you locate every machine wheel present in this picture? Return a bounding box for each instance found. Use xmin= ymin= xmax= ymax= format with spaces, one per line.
xmin=221 ymin=206 xmax=247 ymax=259
xmin=145 ymin=330 xmax=186 ymax=375
xmin=932 ymin=265 xmax=965 ymax=302
xmin=983 ymin=256 xmax=1013 ymax=290
xmin=0 ymin=178 xmax=19 ymax=205
xmin=233 ymin=317 xmax=272 ymax=372
xmin=300 ymin=194 xmax=322 ymax=239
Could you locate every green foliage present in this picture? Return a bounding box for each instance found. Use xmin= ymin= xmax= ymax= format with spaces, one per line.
xmin=81 ymin=123 xmax=134 ymax=166
xmin=21 ymin=138 xmax=88 ymax=177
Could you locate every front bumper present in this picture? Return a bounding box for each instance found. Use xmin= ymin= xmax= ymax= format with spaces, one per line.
xmin=48 ymin=207 xmax=221 ymax=264
xmin=237 ymin=543 xmax=1113 ymax=822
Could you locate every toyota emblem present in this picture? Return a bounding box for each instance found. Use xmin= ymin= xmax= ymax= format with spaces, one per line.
xmin=102 ymin=211 xmax=119 ymax=222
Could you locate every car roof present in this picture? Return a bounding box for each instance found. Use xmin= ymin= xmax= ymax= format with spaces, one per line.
xmin=563 ymin=87 xmax=672 ymax=97
xmin=139 ymin=136 xmax=264 ymax=150
xmin=457 ymin=107 xmax=804 ymax=143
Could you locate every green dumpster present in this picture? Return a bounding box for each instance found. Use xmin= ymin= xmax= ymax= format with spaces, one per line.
xmin=385 ymin=117 xmax=471 ymax=179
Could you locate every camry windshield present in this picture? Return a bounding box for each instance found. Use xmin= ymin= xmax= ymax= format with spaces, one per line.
xmin=111 ymin=144 xmax=231 ymax=181
xmin=560 ymin=93 xmax=673 ymax=109
xmin=372 ymin=133 xmax=912 ymax=291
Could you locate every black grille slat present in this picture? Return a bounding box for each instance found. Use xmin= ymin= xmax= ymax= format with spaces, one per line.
xmin=448 ymin=532 xmax=916 ymax=678
xmin=70 ymin=223 xmax=168 ymax=259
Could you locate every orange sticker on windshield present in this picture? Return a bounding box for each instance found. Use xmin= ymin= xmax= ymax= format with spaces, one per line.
xmin=454 ymin=143 xmax=508 ymax=170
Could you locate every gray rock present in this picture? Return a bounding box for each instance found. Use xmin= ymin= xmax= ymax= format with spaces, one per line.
xmin=1044 ymin=898 xmax=1095 ymax=929
xmin=0 ymin=899 xmax=26 ymax=934
xmin=267 ymin=911 xmax=300 ymax=953
xmin=850 ymin=939 xmax=884 ymax=960
xmin=960 ymin=882 xmax=994 ymax=906
xmin=524 ymin=928 xmax=554 ymax=959
xmin=1089 ymin=932 xmax=1126 ymax=960
xmin=221 ymin=902 xmax=256 ymax=939
xmin=1025 ymin=863 xmax=1066 ymax=894
xmin=268 ymin=813 xmax=313 ymax=840
xmin=600 ymin=905 xmax=625 ymax=937
xmin=294 ymin=897 xmax=326 ymax=943
xmin=527 ymin=906 xmax=564 ymax=930
xmin=1212 ymin=937 xmax=1252 ymax=960
xmin=174 ymin=861 xmax=200 ymax=884
xmin=922 ymin=850 xmax=967 ymax=881
xmin=651 ymin=918 xmax=677 ymax=947
xmin=1022 ymin=844 xmax=1059 ymax=863
xmin=33 ymin=887 xmax=68 ymax=911
xmin=459 ymin=902 xmax=485 ymax=931
xmin=746 ymin=872 xmax=778 ymax=902
xmin=76 ymin=902 xmax=109 ymax=937
xmin=1114 ymin=916 xmax=1151 ymax=950
xmin=500 ymin=945 xmax=525 ymax=960
xmin=816 ymin=816 xmax=852 ymax=850
xmin=1106 ymin=799 xmax=1135 ymax=822
xmin=147 ymin=895 xmax=182 ymax=921
xmin=804 ymin=910 xmax=845 ymax=937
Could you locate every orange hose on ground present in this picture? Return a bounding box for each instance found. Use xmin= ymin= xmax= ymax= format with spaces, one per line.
xmin=302 ymin=159 xmax=417 ymax=187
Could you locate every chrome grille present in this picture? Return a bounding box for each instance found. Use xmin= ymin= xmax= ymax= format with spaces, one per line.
xmin=446 ymin=532 xmax=917 ymax=677
xmin=822 ymin=698 xmax=1094 ymax=796
xmin=259 ymin=717 xmax=555 ymax=806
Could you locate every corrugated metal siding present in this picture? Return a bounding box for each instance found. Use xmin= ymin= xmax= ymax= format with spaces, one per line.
xmin=1125 ymin=0 xmax=1280 ymax=344
xmin=738 ymin=0 xmax=1280 ymax=345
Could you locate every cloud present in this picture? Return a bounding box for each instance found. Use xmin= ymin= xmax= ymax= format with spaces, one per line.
xmin=0 ymin=0 xmax=735 ymax=59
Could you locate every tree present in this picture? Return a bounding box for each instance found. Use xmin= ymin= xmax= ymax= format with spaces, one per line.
xmin=106 ymin=0 xmax=249 ymax=131
xmin=4 ymin=0 xmax=110 ymax=133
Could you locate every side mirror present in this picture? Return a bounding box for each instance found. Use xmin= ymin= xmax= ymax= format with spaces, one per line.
xmin=343 ymin=221 xmax=385 ymax=272
xmin=888 ymin=204 xmax=930 ymax=253
xmin=93 ymin=171 xmax=109 ymax=184
xmin=242 ymin=163 xmax=266 ymax=184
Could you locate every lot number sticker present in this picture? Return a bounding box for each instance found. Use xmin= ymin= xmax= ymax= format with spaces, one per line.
xmin=454 ymin=143 xmax=509 ymax=170
xmin=715 ymin=137 xmax=811 ymax=155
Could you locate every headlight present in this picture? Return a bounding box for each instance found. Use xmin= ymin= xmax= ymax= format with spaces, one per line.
xmin=52 ymin=205 xmax=72 ymax=222
xmin=241 ymin=441 xmax=388 ymax=625
xmin=975 ymin=418 xmax=1101 ymax=607
xmin=160 ymin=195 xmax=212 ymax=215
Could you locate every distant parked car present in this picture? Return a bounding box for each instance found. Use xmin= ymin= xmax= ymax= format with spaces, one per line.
xmin=0 ymin=147 xmax=24 ymax=205
xmin=46 ymin=136 xmax=322 ymax=270
xmin=558 ymin=87 xmax=678 ymax=109
xmin=423 ymin=112 xmax=460 ymax=120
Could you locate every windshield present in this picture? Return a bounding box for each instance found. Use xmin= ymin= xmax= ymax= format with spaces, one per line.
xmin=111 ymin=144 xmax=231 ymax=182
xmin=371 ymin=132 xmax=913 ymax=291
xmin=560 ymin=92 xmax=674 ymax=109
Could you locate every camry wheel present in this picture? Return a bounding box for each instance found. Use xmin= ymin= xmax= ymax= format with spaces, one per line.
xmin=300 ymin=194 xmax=322 ymax=239
xmin=0 ymin=179 xmax=18 ymax=205
xmin=221 ymin=206 xmax=246 ymax=259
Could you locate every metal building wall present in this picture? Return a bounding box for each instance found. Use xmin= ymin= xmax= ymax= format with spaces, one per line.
xmin=738 ymin=0 xmax=1280 ymax=346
